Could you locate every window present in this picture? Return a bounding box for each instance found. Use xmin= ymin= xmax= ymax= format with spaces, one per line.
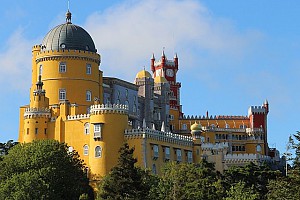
xmin=59 ymin=89 xmax=66 ymax=100
xmin=125 ymin=100 xmax=129 ymax=107
xmin=86 ymin=91 xmax=92 ymax=101
xmin=83 ymin=145 xmax=89 ymax=155
xmin=86 ymin=64 xmax=91 ymax=74
xmin=94 ymin=123 xmax=102 ymax=139
xmin=125 ymin=89 xmax=128 ymax=98
xmin=84 ymin=123 xmax=90 ymax=135
xmin=39 ymin=64 xmax=42 ymax=76
xmin=116 ymin=99 xmax=120 ymax=104
xmin=59 ymin=62 xmax=66 ymax=73
xmin=170 ymin=115 xmax=174 ymax=120
xmin=153 ymin=145 xmax=159 ymax=159
xmin=44 ymin=128 xmax=47 ymax=134
xmin=225 ymin=124 xmax=230 ymax=128
xmin=133 ymin=104 xmax=137 ymax=113
xmin=256 ymin=144 xmax=262 ymax=152
xmin=182 ymin=124 xmax=187 ymax=130
xmin=95 ymin=146 xmax=102 ymax=157
xmin=35 ymin=128 xmax=38 ymax=135
xmin=26 ymin=128 xmax=29 ymax=135
xmin=176 ymin=149 xmax=182 ymax=162
xmin=187 ymin=151 xmax=193 ymax=163
xmin=152 ymin=164 xmax=157 ymax=174
xmin=165 ymin=147 xmax=170 ymax=160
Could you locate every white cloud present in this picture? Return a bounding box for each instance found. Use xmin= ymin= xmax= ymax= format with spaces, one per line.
xmin=0 ymin=28 xmax=33 ymax=91
xmin=84 ymin=0 xmax=261 ymax=81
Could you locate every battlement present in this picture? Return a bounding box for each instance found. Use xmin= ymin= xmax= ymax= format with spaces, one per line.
xmin=201 ymin=142 xmax=229 ymax=151
xmin=182 ymin=115 xmax=248 ymax=120
xmin=90 ymin=104 xmax=128 ymax=115
xmin=67 ymin=114 xmax=90 ymax=121
xmin=24 ymin=107 xmax=51 ymax=119
xmin=125 ymin=128 xmax=193 ymax=146
xmin=35 ymin=49 xmax=101 ymax=64
xmin=32 ymin=45 xmax=41 ymax=50
xmin=248 ymin=106 xmax=266 ymax=116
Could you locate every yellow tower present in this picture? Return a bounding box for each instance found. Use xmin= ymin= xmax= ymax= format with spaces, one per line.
xmin=190 ymin=122 xmax=203 ymax=163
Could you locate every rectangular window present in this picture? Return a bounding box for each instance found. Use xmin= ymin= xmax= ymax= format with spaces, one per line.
xmin=39 ymin=64 xmax=43 ymax=76
xmin=86 ymin=63 xmax=91 ymax=74
xmin=44 ymin=128 xmax=47 ymax=134
xmin=187 ymin=151 xmax=193 ymax=163
xmin=59 ymin=62 xmax=67 ymax=73
xmin=153 ymin=145 xmax=159 ymax=159
xmin=182 ymin=124 xmax=187 ymax=130
xmin=59 ymin=89 xmax=66 ymax=100
xmin=26 ymin=128 xmax=29 ymax=135
xmin=35 ymin=128 xmax=38 ymax=135
xmin=94 ymin=123 xmax=102 ymax=139
xmin=176 ymin=149 xmax=182 ymax=162
xmin=165 ymin=147 xmax=170 ymax=160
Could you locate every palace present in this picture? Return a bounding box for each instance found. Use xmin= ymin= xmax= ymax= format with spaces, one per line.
xmin=18 ymin=10 xmax=281 ymax=181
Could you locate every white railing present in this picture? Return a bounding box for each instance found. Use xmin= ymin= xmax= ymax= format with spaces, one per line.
xmin=125 ymin=128 xmax=193 ymax=146
xmin=224 ymin=153 xmax=271 ymax=161
xmin=90 ymin=104 xmax=128 ymax=114
xmin=24 ymin=107 xmax=51 ymax=118
xmin=201 ymin=142 xmax=229 ymax=150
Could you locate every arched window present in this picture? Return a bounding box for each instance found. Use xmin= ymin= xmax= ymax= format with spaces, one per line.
xmin=86 ymin=63 xmax=91 ymax=74
xmin=225 ymin=124 xmax=230 ymax=128
xmin=125 ymin=100 xmax=129 ymax=108
xmin=95 ymin=146 xmax=102 ymax=158
xmin=84 ymin=123 xmax=90 ymax=135
xmin=83 ymin=145 xmax=89 ymax=155
xmin=256 ymin=144 xmax=262 ymax=152
xmin=86 ymin=91 xmax=92 ymax=101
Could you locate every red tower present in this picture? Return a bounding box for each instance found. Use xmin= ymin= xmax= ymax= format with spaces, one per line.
xmin=151 ymin=51 xmax=182 ymax=115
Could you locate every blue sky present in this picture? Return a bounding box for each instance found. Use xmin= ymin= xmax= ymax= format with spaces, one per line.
xmin=0 ymin=0 xmax=299 ymax=154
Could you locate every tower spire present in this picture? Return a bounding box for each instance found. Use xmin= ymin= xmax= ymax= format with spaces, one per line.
xmin=66 ymin=1 xmax=72 ymax=24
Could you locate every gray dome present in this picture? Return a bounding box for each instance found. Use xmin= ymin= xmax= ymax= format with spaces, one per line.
xmin=41 ymin=23 xmax=97 ymax=52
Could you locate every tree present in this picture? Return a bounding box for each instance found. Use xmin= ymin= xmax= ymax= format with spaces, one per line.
xmin=223 ymin=181 xmax=259 ymax=200
xmin=0 ymin=140 xmax=18 ymax=156
xmin=223 ymin=162 xmax=281 ymax=199
xmin=0 ymin=140 xmax=93 ymax=200
xmin=267 ymin=175 xmax=300 ymax=200
xmin=156 ymin=160 xmax=224 ymax=200
xmin=97 ymin=143 xmax=157 ymax=200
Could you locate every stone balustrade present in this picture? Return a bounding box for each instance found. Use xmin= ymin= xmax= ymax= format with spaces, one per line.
xmin=90 ymin=104 xmax=128 ymax=115
xmin=24 ymin=107 xmax=51 ymax=119
xmin=224 ymin=153 xmax=270 ymax=163
xmin=201 ymin=142 xmax=229 ymax=150
xmin=125 ymin=128 xmax=193 ymax=146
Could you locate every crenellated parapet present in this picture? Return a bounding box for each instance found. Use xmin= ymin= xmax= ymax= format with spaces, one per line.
xmin=67 ymin=114 xmax=90 ymax=121
xmin=35 ymin=49 xmax=101 ymax=65
xmin=125 ymin=128 xmax=193 ymax=146
xmin=248 ymin=106 xmax=266 ymax=116
xmin=181 ymin=115 xmax=248 ymax=120
xmin=24 ymin=107 xmax=51 ymax=119
xmin=224 ymin=153 xmax=270 ymax=163
xmin=90 ymin=104 xmax=128 ymax=115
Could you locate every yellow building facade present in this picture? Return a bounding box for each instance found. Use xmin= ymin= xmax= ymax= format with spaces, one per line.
xmin=19 ymin=10 xmax=277 ymax=182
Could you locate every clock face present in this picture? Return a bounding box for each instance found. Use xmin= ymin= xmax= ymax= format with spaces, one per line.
xmin=166 ymin=69 xmax=174 ymax=77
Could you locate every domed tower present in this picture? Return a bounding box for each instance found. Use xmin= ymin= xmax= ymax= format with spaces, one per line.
xmin=190 ymin=122 xmax=203 ymax=163
xmin=32 ymin=10 xmax=102 ymax=115
xmin=134 ymin=69 xmax=154 ymax=128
